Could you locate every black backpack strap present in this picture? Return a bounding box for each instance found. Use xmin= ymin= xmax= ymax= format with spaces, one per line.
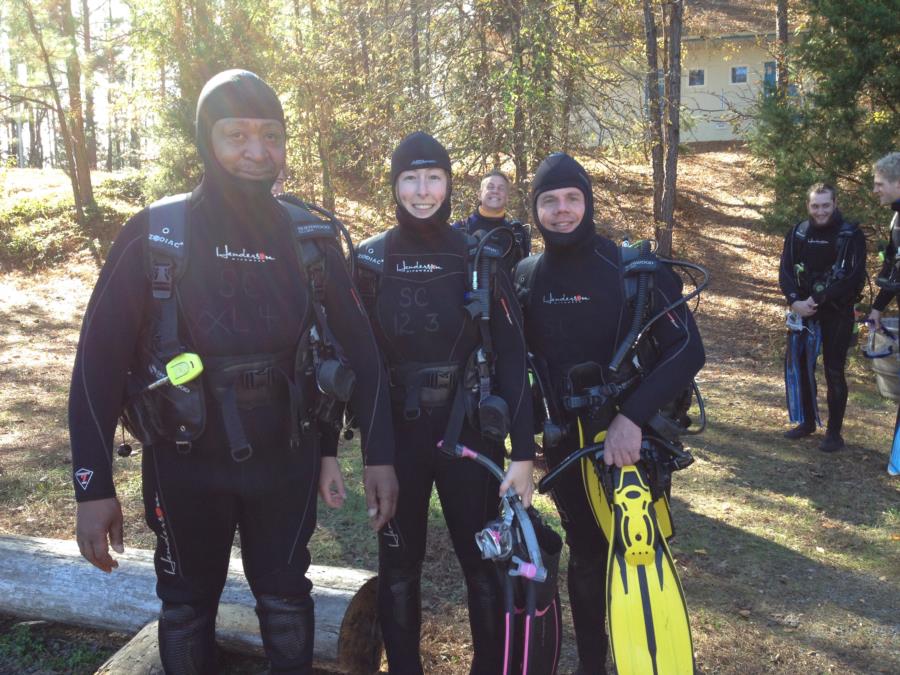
xmin=513 ymin=252 xmax=543 ymax=309
xmin=148 ymin=193 xmax=191 ymax=360
xmin=355 ymin=230 xmax=389 ymax=312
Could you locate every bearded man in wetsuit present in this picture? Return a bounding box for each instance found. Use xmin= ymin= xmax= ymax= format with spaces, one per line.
xmin=779 ymin=183 xmax=866 ymax=452
xmin=68 ymin=70 xmax=398 ymax=674
xmin=453 ymin=169 xmax=531 ymax=271
xmin=515 ymin=152 xmax=705 ymax=675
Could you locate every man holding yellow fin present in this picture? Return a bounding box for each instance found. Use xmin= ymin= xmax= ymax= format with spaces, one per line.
xmin=515 ymin=152 xmax=706 ymax=674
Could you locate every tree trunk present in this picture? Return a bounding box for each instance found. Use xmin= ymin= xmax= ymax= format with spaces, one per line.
xmin=658 ymin=0 xmax=684 ymax=257
xmin=643 ymin=0 xmax=664 ymax=224
xmin=21 ymin=0 xmax=86 ymax=229
xmin=56 ymin=0 xmax=95 ymax=210
xmin=410 ymin=0 xmax=422 ymax=100
xmin=776 ymin=0 xmax=789 ymax=98
xmin=82 ymin=0 xmax=97 ymax=168
xmin=28 ymin=106 xmax=44 ymax=167
xmin=509 ymin=0 xmax=528 ymax=205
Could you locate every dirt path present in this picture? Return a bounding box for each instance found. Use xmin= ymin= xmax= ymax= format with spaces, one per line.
xmin=1 ymin=153 xmax=898 ymax=674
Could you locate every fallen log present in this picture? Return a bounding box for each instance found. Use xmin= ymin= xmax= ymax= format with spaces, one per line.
xmin=0 ymin=535 xmax=382 ymax=673
xmin=95 ymin=621 xmax=164 ymax=674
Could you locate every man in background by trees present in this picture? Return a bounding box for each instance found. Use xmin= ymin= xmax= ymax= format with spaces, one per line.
xmin=779 ymin=183 xmax=866 ymax=452
xmin=453 ymin=170 xmax=531 ymax=270
xmin=866 ymin=152 xmax=900 ymax=473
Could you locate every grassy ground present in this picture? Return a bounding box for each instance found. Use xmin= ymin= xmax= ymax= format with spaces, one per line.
xmin=0 ymin=153 xmax=898 ymax=673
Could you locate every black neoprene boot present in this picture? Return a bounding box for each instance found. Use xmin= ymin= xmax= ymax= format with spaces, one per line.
xmin=255 ymin=594 xmax=315 ymax=673
xmin=783 ymin=423 xmax=815 ymax=439
xmin=158 ymin=601 xmax=219 ymax=675
xmin=819 ymin=432 xmax=845 ymax=453
xmin=377 ymin=561 xmax=424 ymax=674
xmin=462 ymin=564 xmax=503 ymax=675
xmin=567 ymin=553 xmax=608 ymax=675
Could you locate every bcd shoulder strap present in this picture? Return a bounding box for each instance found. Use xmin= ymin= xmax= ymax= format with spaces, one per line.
xmin=355 ymin=230 xmax=389 ymax=312
xmin=148 ymin=193 xmax=191 ymax=359
xmin=513 ymin=252 xmax=543 ymax=309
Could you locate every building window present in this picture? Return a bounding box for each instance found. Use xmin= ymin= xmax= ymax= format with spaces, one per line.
xmin=688 ymin=69 xmax=705 ymax=86
xmin=731 ymin=66 xmax=748 ymax=84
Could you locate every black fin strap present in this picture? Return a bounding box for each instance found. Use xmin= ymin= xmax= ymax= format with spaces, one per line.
xmin=214 ymin=386 xmax=253 ymax=462
xmin=156 ymin=293 xmax=181 ymax=359
xmin=441 ymin=382 xmax=468 ymax=456
xmin=284 ymin=374 xmax=302 ymax=449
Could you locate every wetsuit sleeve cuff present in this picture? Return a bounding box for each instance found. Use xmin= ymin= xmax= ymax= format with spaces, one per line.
xmin=617 ymin=403 xmax=651 ymax=429
xmin=873 ymin=289 xmax=893 ymax=312
xmin=74 ymin=486 xmax=117 ymax=503
xmin=510 ymin=442 xmax=535 ymax=462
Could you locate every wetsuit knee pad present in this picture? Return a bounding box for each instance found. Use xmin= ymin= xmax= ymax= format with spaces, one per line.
xmin=377 ymin=561 xmax=423 ymax=633
xmin=461 ymin=564 xmax=503 ymax=673
xmin=158 ymin=601 xmax=218 ymax=675
xmin=567 ymin=553 xmax=609 ymax=674
xmin=255 ymin=594 xmax=314 ymax=673
xmin=824 ymin=366 xmax=847 ymax=387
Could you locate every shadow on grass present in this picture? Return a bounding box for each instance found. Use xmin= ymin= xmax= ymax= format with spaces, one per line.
xmin=672 ymin=502 xmax=900 ymax=674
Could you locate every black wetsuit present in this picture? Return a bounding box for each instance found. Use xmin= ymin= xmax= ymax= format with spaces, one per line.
xmin=778 ymin=213 xmax=866 ymax=434
xmin=518 ymin=233 xmax=705 ymax=674
xmin=872 ymin=199 xmax=900 ymax=434
xmin=69 ymin=179 xmax=393 ymax=673
xmin=453 ymin=209 xmax=531 ymax=271
xmin=357 ymin=222 xmax=533 ymax=674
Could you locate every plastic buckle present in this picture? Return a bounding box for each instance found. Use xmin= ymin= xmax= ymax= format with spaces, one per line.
xmin=403 ymin=407 xmax=421 ymax=421
xmin=242 ymin=367 xmax=274 ymax=389
xmin=151 ymin=263 xmax=173 ymax=300
xmin=176 ymin=441 xmax=191 ymax=454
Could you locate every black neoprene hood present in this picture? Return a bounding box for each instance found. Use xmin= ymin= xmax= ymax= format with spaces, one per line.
xmin=390 ymin=131 xmax=452 ymax=186
xmin=390 ymin=131 xmax=453 ymax=228
xmin=531 ymin=152 xmax=596 ymax=249
xmin=195 ymin=69 xmax=285 ymax=161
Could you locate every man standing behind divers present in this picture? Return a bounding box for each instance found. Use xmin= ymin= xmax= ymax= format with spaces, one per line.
xmin=69 ymin=70 xmax=398 ymax=673
xmin=515 ymin=153 xmax=704 ymax=674
xmin=866 ymin=152 xmax=900 ymax=474
xmin=453 ymin=169 xmax=531 ymax=270
xmin=778 ymin=183 xmax=866 ymax=452
xmin=355 ymin=132 xmax=534 ymax=674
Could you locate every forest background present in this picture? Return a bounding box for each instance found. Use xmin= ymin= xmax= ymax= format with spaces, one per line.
xmin=1 ymin=0 xmax=896 ymax=263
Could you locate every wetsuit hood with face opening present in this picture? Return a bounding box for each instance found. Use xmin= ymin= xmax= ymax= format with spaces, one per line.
xmin=195 ymin=69 xmax=285 ymax=199
xmin=390 ymin=131 xmax=453 ymax=231
xmin=531 ymin=152 xmax=596 ymax=250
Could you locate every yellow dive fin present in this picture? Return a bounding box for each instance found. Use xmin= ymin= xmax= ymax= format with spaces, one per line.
xmin=577 ymin=420 xmax=672 ymax=542
xmin=606 ymin=464 xmax=694 ymax=675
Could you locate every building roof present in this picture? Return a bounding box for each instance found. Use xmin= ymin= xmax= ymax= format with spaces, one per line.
xmin=684 ymin=1 xmax=777 ymax=38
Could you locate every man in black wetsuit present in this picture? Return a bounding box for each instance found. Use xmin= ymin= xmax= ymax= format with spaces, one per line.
xmin=69 ymin=70 xmax=398 ymax=674
xmin=515 ymin=152 xmax=705 ymax=675
xmin=779 ymin=183 xmax=866 ymax=452
xmin=453 ymin=169 xmax=530 ymax=271
xmin=866 ymin=152 xmax=900 ymax=470
xmin=355 ymin=132 xmax=534 ymax=674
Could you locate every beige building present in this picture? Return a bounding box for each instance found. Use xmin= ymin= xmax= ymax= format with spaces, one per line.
xmin=579 ymin=1 xmax=794 ymax=146
xmin=679 ymin=1 xmax=788 ymax=143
